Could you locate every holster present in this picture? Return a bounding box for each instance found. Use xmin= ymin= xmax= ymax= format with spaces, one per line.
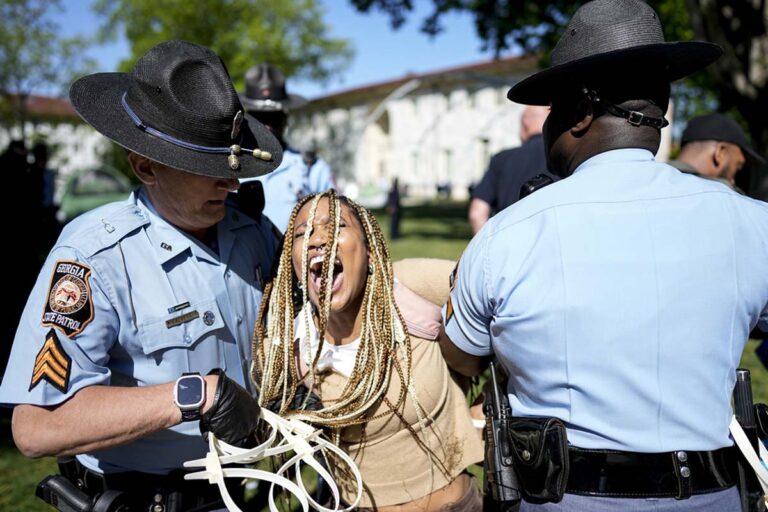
xmin=507 ymin=416 xmax=569 ymax=504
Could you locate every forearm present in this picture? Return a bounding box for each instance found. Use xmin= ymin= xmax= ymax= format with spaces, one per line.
xmin=12 ymin=375 xmax=218 ymax=458
xmin=468 ymin=199 xmax=491 ymax=235
xmin=437 ymin=327 xmax=490 ymax=377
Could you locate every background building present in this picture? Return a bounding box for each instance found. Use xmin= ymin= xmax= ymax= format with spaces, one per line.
xmin=288 ymin=55 xmax=673 ymax=203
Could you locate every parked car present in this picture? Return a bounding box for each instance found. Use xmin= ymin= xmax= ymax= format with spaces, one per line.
xmin=58 ymin=165 xmax=134 ymax=223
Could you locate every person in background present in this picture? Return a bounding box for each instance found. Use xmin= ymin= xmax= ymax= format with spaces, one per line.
xmin=386 ymin=177 xmax=402 ymax=240
xmin=0 ymin=40 xmax=283 ymax=511
xmin=469 ymin=105 xmax=549 ymax=234
xmin=668 ymin=112 xmax=765 ymax=193
xmin=240 ymin=63 xmax=334 ymax=232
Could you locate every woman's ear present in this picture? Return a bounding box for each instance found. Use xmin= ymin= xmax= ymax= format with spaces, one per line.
xmin=127 ymin=152 xmax=156 ymax=185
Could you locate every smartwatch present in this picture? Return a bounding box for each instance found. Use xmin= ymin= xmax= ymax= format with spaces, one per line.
xmin=174 ymin=372 xmax=206 ymax=422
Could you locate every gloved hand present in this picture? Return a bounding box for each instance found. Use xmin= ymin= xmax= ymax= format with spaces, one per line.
xmin=199 ymin=370 xmax=261 ymax=447
xmin=264 ymin=383 xmax=323 ymax=413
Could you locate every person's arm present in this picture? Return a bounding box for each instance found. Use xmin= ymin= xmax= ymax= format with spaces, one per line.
xmin=12 ymin=375 xmax=217 ymax=458
xmin=436 ymin=326 xmax=489 ymax=377
xmin=468 ymin=198 xmax=491 ymax=235
xmin=440 ymin=233 xmax=494 ymax=376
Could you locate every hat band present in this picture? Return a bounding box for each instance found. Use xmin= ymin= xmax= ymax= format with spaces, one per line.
xmin=120 ymin=93 xmax=273 ymax=169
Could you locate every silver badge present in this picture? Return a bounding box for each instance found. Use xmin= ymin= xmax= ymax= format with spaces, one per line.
xmin=231 ymin=110 xmax=244 ymax=140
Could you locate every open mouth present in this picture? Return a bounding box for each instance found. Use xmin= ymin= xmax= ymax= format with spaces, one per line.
xmin=308 ymin=254 xmax=343 ymax=295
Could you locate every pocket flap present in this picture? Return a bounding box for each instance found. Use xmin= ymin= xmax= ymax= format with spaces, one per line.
xmin=138 ymin=298 xmax=224 ymax=355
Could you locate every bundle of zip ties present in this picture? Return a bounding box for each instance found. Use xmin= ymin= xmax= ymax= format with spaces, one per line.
xmin=184 ymin=408 xmax=363 ymax=512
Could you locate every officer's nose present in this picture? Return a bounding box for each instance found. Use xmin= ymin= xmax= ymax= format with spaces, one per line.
xmin=219 ymin=178 xmax=240 ymax=193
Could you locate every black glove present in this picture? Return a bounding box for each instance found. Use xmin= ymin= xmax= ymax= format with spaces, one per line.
xmin=264 ymin=383 xmax=323 ymax=413
xmin=199 ymin=370 xmax=261 ymax=448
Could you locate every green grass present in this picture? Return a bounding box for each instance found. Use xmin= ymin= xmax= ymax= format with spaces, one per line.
xmin=2 ymin=200 xmax=766 ymax=511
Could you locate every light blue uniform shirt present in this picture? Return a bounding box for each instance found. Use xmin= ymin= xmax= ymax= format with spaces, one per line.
xmin=444 ymin=149 xmax=768 ymax=453
xmin=0 ymin=189 xmax=278 ymax=474
xmin=245 ymin=147 xmax=334 ymax=233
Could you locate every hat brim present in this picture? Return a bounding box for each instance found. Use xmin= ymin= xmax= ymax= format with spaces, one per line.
xmin=508 ymin=41 xmax=722 ymax=105
xmin=742 ymin=144 xmax=766 ymax=166
xmin=69 ymin=73 xmax=282 ymax=180
xmin=239 ymin=92 xmax=307 ymax=112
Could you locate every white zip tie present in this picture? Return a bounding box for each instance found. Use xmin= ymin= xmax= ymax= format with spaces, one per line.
xmin=184 ymin=408 xmax=363 ymax=512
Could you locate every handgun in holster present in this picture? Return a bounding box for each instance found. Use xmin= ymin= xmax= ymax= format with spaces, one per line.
xmin=733 ymin=368 xmax=768 ymax=512
xmin=35 ymin=457 xmax=129 ymax=512
xmin=484 ymin=360 xmax=522 ymax=511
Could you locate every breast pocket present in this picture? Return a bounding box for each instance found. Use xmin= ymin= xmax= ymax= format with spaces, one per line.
xmin=137 ymin=298 xmax=226 ymax=374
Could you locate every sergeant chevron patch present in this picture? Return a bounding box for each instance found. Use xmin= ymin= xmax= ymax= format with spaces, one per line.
xmin=29 ymin=329 xmax=71 ymax=393
xmin=42 ymin=260 xmax=94 ymax=337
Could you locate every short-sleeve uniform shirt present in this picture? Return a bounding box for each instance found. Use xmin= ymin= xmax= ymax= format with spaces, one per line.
xmin=445 ymin=149 xmax=768 ymax=453
xmin=246 ymin=148 xmax=334 ymax=233
xmin=0 ymin=189 xmax=278 ymax=474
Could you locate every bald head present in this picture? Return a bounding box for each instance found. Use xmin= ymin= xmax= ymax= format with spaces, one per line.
xmin=520 ymin=106 xmax=549 ymax=143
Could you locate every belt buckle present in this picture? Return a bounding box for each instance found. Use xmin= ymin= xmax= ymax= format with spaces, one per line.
xmin=627 ymin=111 xmax=645 ymax=126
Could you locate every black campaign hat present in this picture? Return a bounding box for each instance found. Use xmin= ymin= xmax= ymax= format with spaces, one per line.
xmin=69 ymin=40 xmax=282 ymax=179
xmin=240 ymin=64 xmax=307 ymax=113
xmin=682 ymin=113 xmax=765 ymax=165
xmin=508 ymin=0 xmax=722 ymax=105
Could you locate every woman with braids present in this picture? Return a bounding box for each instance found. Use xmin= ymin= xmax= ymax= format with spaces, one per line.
xmin=252 ymin=190 xmax=483 ymax=511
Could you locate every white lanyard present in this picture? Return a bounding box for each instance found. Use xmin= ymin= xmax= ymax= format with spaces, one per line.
xmin=184 ymin=408 xmax=363 ymax=512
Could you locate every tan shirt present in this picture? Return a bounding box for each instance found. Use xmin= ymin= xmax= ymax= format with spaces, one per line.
xmin=316 ymin=335 xmax=483 ymax=508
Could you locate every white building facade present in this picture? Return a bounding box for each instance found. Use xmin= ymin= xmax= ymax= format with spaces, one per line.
xmin=288 ymin=55 xmax=672 ymax=202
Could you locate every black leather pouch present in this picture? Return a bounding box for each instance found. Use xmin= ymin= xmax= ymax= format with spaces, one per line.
xmin=507 ymin=416 xmax=569 ymax=503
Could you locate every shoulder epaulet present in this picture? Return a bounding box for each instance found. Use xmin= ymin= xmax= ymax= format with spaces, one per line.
xmin=63 ymin=204 xmax=150 ymax=257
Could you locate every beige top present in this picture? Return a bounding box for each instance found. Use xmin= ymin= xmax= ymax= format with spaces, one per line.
xmin=316 ymin=335 xmax=483 ymax=508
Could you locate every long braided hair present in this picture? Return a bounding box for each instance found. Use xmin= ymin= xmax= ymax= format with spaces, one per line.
xmin=252 ymin=190 xmax=414 ymax=431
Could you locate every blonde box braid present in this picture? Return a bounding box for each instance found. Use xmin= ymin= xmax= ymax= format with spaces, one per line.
xmin=253 ymin=190 xmax=414 ymax=427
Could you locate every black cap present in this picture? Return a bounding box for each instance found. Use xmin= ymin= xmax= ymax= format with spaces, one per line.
xmin=681 ymin=113 xmax=765 ymax=165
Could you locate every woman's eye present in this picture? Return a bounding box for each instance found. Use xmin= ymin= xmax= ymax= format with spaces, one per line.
xmin=294 ymin=230 xmax=305 ymax=239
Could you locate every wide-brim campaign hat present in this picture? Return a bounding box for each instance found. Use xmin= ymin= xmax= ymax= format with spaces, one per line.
xmin=70 ymin=40 xmax=283 ymax=179
xmin=240 ymin=64 xmax=307 ymax=112
xmin=508 ymin=0 xmax=722 ymax=105
xmin=682 ymin=113 xmax=766 ymax=165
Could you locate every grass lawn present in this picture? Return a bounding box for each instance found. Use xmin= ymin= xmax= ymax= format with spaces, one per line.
xmin=2 ymin=200 xmax=766 ymax=511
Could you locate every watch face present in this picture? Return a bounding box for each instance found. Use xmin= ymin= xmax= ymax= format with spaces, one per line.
xmin=176 ymin=375 xmax=204 ymax=408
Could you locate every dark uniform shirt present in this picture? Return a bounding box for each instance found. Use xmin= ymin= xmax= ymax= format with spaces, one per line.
xmin=472 ymin=134 xmax=547 ymax=214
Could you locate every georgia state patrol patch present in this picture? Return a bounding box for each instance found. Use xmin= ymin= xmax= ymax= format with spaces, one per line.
xmin=42 ymin=260 xmax=94 ymax=338
xmin=29 ymin=329 xmax=71 ymax=393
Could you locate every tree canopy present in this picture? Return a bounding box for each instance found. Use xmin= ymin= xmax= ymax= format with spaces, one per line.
xmin=94 ymin=0 xmax=353 ymax=87
xmin=0 ymin=0 xmax=94 ymax=135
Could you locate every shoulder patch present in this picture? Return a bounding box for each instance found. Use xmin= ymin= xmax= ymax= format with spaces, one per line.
xmin=29 ymin=329 xmax=71 ymax=393
xmin=445 ymin=296 xmax=454 ymax=324
xmin=42 ymin=260 xmax=94 ymax=337
xmin=449 ymin=261 xmax=459 ymax=291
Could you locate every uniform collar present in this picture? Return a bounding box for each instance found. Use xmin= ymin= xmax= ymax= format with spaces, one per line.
xmin=573 ymin=148 xmax=655 ymax=174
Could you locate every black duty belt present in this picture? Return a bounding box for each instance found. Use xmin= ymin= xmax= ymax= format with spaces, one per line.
xmin=566 ymin=446 xmax=738 ymax=499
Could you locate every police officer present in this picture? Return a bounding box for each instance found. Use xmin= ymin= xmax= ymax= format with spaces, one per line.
xmin=668 ymin=112 xmax=766 ymax=193
xmin=439 ymin=1 xmax=768 ymax=511
xmin=239 ymin=63 xmax=334 ymax=233
xmin=0 ymin=41 xmax=283 ymax=510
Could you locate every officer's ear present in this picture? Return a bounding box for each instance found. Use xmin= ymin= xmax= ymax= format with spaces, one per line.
xmin=127 ymin=152 xmax=157 ymax=185
xmin=711 ymin=142 xmax=729 ymax=171
xmin=570 ymin=97 xmax=595 ymax=137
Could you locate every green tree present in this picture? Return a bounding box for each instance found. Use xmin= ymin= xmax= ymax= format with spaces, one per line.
xmin=94 ymin=0 xmax=353 ymax=87
xmin=0 ymin=0 xmax=94 ymax=138
xmin=350 ymin=0 xmax=767 ymax=158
